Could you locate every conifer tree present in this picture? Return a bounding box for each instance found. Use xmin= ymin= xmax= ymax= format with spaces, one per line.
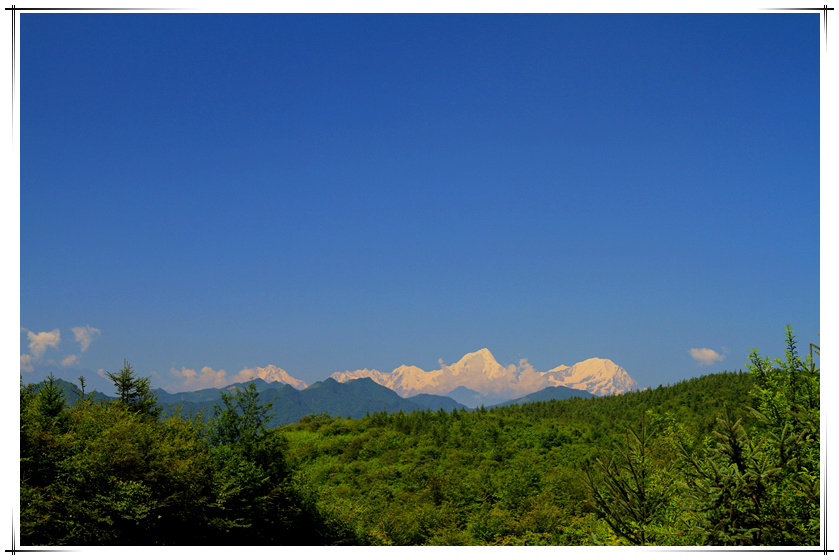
xmin=106 ymin=360 xmax=161 ymax=421
xmin=583 ymin=413 xmax=671 ymax=544
xmin=675 ymin=326 xmax=820 ymax=546
xmin=36 ymin=373 xmax=66 ymax=420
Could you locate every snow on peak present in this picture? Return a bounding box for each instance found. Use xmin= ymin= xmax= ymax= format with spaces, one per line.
xmin=329 ymin=349 xmax=639 ymax=400
xmin=455 ymin=348 xmax=499 ymax=367
xmin=544 ymin=357 xmax=639 ymax=396
xmin=474 ymin=348 xmax=497 ymax=362
xmin=239 ymin=364 xmax=308 ymax=390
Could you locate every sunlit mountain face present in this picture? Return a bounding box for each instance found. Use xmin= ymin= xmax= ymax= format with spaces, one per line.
xmin=331 ymin=348 xmax=640 ymax=406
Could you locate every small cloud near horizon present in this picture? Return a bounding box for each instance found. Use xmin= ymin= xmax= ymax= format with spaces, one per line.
xmin=167 ymin=366 xmax=229 ymax=392
xmin=690 ymin=347 xmax=726 ymax=366
xmin=23 ymin=328 xmax=61 ymax=361
xmin=62 ymin=355 xmax=79 ymax=366
xmin=72 ymin=325 xmax=101 ymax=353
xmin=20 ymin=354 xmax=34 ymax=372
xmin=165 ymin=364 xmax=303 ymax=392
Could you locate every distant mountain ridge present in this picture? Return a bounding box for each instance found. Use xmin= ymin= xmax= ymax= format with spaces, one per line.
xmin=27 ymin=374 xmax=601 ymax=428
xmin=159 ymin=377 xmax=474 ymax=427
xmin=493 ymin=385 xmax=596 ymax=407
xmin=331 ymin=348 xmax=639 ymax=406
xmin=23 ymin=348 xmax=639 ymax=412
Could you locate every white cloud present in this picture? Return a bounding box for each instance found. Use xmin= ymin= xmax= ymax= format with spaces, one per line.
xmin=166 ymin=366 xmax=229 ymax=392
xmin=25 ymin=329 xmax=61 ymax=361
xmin=72 ymin=325 xmax=101 ymax=352
xmin=690 ymin=347 xmax=726 ymax=366
xmin=517 ymin=358 xmax=539 ymax=376
xmin=229 ymin=367 xmax=261 ymax=385
xmin=62 ymin=354 xmax=79 ymax=366
xmin=232 ymin=365 xmax=307 ymax=389
xmin=512 ymin=358 xmax=546 ymax=393
xmin=21 ymin=326 xmax=100 ymax=369
xmin=20 ymin=354 xmax=34 ymax=372
xmin=164 ymin=363 xmax=308 ymax=392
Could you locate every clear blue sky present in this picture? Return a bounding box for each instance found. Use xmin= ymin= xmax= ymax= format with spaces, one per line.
xmin=19 ymin=12 xmax=822 ymax=394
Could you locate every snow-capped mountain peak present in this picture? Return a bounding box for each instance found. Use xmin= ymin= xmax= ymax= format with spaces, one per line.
xmin=545 ymin=357 xmax=639 ymax=396
xmin=239 ymin=364 xmax=308 ymax=390
xmin=448 ymin=348 xmax=508 ymax=380
xmin=329 ymin=349 xmax=640 ymax=405
xmin=458 ymin=348 xmax=498 ymax=365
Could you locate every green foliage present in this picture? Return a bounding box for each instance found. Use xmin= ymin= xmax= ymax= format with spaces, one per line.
xmin=272 ymin=334 xmax=814 ymax=546
xmin=274 ymin=368 xmax=756 ymax=545
xmin=20 ymin=331 xmax=817 ymax=546
xmin=209 ymin=381 xmax=274 ymax=448
xmin=20 ymin=378 xmax=354 ymax=545
xmin=676 ymin=405 xmax=771 ymax=544
xmin=749 ymin=326 xmax=819 ymax=437
xmin=580 ymin=327 xmax=820 ymax=547
xmin=205 ymin=383 xmax=294 ymax=542
xmin=21 ymin=400 xmax=212 ymax=545
xmin=584 ymin=413 xmax=672 ymax=544
xmin=670 ymin=326 xmax=819 ymax=546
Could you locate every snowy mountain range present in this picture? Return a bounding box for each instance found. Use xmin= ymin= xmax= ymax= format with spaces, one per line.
xmin=330 ymin=348 xmax=640 ymax=407
xmin=25 ymin=349 xmax=641 ymax=409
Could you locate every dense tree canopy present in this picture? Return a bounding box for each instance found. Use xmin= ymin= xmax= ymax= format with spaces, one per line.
xmin=20 ymin=371 xmax=354 ymax=545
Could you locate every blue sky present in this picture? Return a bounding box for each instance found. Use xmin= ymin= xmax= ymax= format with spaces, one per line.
xmin=18 ymin=11 xmax=823 ymax=395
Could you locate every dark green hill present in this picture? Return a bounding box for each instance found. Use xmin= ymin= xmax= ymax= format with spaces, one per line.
xmin=156 ymin=377 xmax=432 ymax=427
xmin=493 ymin=385 xmax=595 ymax=407
xmin=22 ymin=377 xmax=111 ymax=408
xmin=444 ymin=386 xmax=489 ymax=408
xmin=36 ymin=371 xmax=750 ymax=432
xmin=26 ymin=375 xmax=439 ymax=427
xmin=22 ymin=365 xmax=114 ymax=396
xmin=407 ymin=393 xmax=471 ymax=411
xmin=297 ymin=377 xmax=421 ymax=419
xmin=490 ymin=370 xmax=757 ymax=441
xmin=154 ymin=386 xmax=226 ymax=404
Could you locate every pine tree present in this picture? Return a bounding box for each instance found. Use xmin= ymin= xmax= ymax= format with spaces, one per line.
xmin=583 ymin=413 xmax=671 ymax=544
xmin=106 ymin=360 xmax=161 ymax=421
xmin=36 ymin=373 xmax=66 ymax=421
xmin=675 ymin=326 xmax=820 ymax=545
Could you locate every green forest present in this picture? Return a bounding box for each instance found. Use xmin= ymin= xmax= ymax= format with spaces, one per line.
xmin=19 ymin=327 xmax=820 ymax=546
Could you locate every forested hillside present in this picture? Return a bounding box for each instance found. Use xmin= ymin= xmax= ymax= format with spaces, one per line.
xmin=276 ymin=369 xmax=761 ymax=545
xmin=19 ymin=328 xmax=819 ymax=546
